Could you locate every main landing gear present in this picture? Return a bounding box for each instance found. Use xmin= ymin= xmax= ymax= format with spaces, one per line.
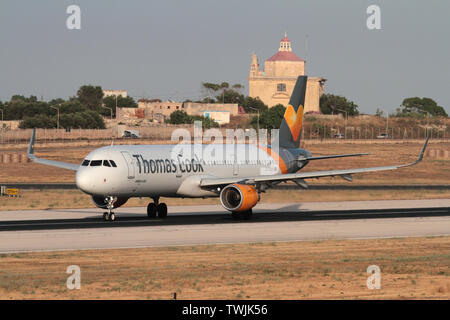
xmin=147 ymin=197 xmax=168 ymax=219
xmin=103 ymin=196 xmax=116 ymax=222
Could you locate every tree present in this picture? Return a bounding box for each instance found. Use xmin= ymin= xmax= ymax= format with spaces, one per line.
xmin=251 ymin=104 xmax=286 ymax=129
xmin=102 ymin=96 xmax=137 ymax=117
xmin=48 ymin=98 xmax=65 ymax=106
xmin=19 ymin=114 xmax=56 ymax=129
xmin=242 ymin=96 xmax=268 ymax=113
xmin=397 ymin=97 xmax=447 ymax=117
xmin=375 ymin=108 xmax=384 ymax=117
xmin=216 ymin=89 xmax=244 ymax=104
xmin=169 ymin=110 xmax=192 ymax=124
xmin=59 ymin=100 xmax=87 ymax=114
xmin=77 ymin=85 xmax=104 ymax=111
xmin=320 ymin=94 xmax=359 ymax=116
xmin=168 ymin=110 xmax=218 ymax=128
xmin=11 ymin=95 xmax=38 ymax=103
xmin=4 ymin=98 xmax=52 ymax=120
xmin=191 ymin=115 xmax=219 ymax=128
xmin=19 ymin=110 xmax=105 ymax=129
xmin=202 ymin=81 xmax=245 ymax=103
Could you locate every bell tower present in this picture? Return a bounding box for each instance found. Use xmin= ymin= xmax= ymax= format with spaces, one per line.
xmin=249 ymin=52 xmax=262 ymax=78
xmin=279 ymin=32 xmax=292 ymax=52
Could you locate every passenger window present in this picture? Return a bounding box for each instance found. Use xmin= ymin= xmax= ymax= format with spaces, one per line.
xmin=103 ymin=160 xmax=111 ymax=167
xmin=90 ymin=160 xmax=102 ymax=166
xmin=109 ymin=160 xmax=117 ymax=167
xmin=81 ymin=160 xmax=90 ymax=166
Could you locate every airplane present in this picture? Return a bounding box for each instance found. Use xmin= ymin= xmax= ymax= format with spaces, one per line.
xmin=27 ymin=76 xmax=429 ymax=222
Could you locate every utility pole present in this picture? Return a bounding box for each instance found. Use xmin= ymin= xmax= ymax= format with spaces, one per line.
xmin=50 ymin=104 xmax=60 ymax=129
xmin=386 ymin=112 xmax=389 ymax=135
xmin=337 ymin=108 xmax=347 ymax=138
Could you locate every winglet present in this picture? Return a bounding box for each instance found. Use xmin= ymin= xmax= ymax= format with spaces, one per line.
xmin=27 ymin=128 xmax=36 ymax=160
xmin=401 ymin=136 xmax=429 ymax=168
xmin=416 ymin=136 xmax=429 ymax=164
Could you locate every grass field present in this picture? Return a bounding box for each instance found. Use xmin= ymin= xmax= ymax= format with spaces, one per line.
xmin=0 ymin=237 xmax=448 ymax=299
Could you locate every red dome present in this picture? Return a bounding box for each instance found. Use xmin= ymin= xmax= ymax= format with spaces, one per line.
xmin=266 ymin=51 xmax=303 ymax=62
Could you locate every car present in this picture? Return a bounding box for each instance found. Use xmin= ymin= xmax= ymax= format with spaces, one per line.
xmin=376 ymin=133 xmax=392 ymax=139
xmin=334 ymin=133 xmax=345 ymax=139
xmin=122 ymin=130 xmax=141 ymax=139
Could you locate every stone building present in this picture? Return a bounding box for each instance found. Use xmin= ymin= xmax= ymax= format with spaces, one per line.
xmin=248 ymin=33 xmax=326 ymax=112
xmin=103 ymin=90 xmax=127 ymax=98
xmin=117 ymin=100 xmax=238 ymax=124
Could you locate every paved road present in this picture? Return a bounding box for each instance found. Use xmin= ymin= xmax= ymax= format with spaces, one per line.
xmin=0 ymin=199 xmax=449 ymax=253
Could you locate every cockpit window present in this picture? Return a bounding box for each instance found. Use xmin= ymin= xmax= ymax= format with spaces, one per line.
xmin=90 ymin=160 xmax=102 ymax=166
xmin=109 ymin=160 xmax=117 ymax=167
xmin=81 ymin=160 xmax=90 ymax=166
xmin=103 ymin=160 xmax=111 ymax=167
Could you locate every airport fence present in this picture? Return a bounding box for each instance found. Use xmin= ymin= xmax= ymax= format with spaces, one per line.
xmin=0 ymin=125 xmax=448 ymax=145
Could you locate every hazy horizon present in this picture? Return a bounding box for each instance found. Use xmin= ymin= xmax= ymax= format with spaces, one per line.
xmin=0 ymin=0 xmax=449 ymax=115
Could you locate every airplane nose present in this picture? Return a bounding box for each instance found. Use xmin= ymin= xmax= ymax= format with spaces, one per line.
xmin=76 ymin=169 xmax=94 ymax=194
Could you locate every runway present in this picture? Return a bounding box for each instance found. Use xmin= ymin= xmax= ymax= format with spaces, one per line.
xmin=0 ymin=199 xmax=449 ymax=253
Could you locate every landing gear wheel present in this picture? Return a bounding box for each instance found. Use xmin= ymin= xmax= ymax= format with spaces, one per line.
xmin=109 ymin=212 xmax=115 ymax=221
xmin=157 ymin=203 xmax=168 ymax=218
xmin=103 ymin=212 xmax=109 ymax=221
xmin=147 ymin=203 xmax=157 ymax=218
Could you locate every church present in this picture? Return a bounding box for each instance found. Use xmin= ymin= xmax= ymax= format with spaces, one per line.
xmin=248 ymin=34 xmax=326 ymax=113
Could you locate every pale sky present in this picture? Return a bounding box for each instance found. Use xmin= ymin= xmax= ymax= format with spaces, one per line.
xmin=0 ymin=0 xmax=449 ymax=114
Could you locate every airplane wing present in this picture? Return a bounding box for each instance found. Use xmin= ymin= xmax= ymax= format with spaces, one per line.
xmin=27 ymin=128 xmax=79 ymax=171
xmin=200 ymin=138 xmax=429 ymax=188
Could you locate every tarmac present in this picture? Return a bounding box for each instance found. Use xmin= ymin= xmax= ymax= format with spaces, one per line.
xmin=0 ymin=199 xmax=449 ymax=253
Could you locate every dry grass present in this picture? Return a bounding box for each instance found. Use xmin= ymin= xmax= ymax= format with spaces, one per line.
xmin=1 ymin=188 xmax=449 ymax=211
xmin=0 ymin=237 xmax=448 ymax=299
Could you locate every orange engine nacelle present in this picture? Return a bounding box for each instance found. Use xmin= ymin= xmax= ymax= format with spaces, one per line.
xmin=220 ymin=184 xmax=259 ymax=212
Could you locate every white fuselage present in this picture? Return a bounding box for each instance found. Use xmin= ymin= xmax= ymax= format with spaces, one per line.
xmin=76 ymin=144 xmax=282 ymax=198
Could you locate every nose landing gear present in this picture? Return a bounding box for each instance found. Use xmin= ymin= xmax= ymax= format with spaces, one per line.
xmin=103 ymin=196 xmax=117 ymax=222
xmin=147 ymin=197 xmax=168 ymax=219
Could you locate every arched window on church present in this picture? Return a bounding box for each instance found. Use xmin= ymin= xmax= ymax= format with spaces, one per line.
xmin=277 ymin=83 xmax=286 ymax=92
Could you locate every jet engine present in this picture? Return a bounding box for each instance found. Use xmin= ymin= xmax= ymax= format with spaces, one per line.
xmin=220 ymin=184 xmax=258 ymax=212
xmin=91 ymin=196 xmax=129 ymax=209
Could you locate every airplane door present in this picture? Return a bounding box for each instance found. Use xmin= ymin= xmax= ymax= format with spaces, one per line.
xmin=121 ymin=151 xmax=135 ymax=179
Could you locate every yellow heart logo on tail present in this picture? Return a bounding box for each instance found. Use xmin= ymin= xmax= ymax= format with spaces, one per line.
xmin=284 ymin=104 xmax=304 ymax=141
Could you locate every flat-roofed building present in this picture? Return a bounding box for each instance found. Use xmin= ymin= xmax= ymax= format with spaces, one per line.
xmin=117 ymin=100 xmax=238 ymax=123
